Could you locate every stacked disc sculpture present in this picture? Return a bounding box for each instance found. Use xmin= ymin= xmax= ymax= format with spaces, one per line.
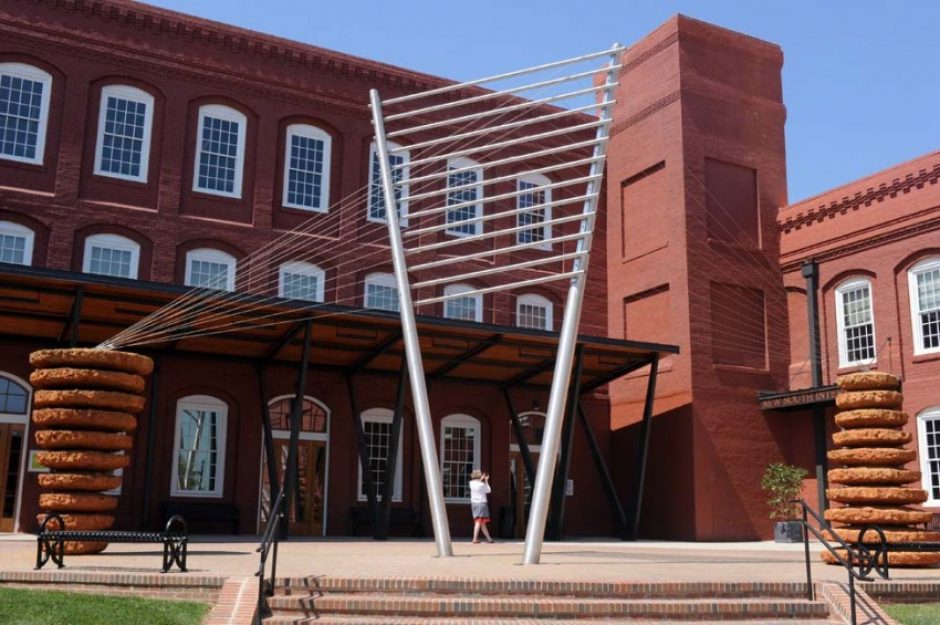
xmin=823 ymin=371 xmax=940 ymax=566
xmin=29 ymin=348 xmax=153 ymax=554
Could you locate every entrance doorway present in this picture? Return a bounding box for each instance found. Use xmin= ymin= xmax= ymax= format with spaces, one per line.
xmin=0 ymin=373 xmax=30 ymax=533
xmin=509 ymin=411 xmax=544 ymax=538
xmin=258 ymin=396 xmax=330 ymax=536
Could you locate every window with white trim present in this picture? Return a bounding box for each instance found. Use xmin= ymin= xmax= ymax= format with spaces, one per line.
xmin=835 ymin=278 xmax=876 ymax=367
xmin=279 ymin=260 xmax=325 ymax=303
xmin=364 ymin=272 xmax=399 ymax=312
xmin=443 ymin=283 xmax=482 ymax=322
xmin=908 ymin=257 xmax=940 ymax=355
xmin=368 ymin=142 xmax=409 ymax=225
xmin=516 ymin=173 xmax=551 ymax=247
xmin=82 ymin=233 xmax=140 ymax=279
xmin=440 ymin=413 xmax=481 ymax=501
xmin=94 ymin=85 xmax=154 ymax=182
xmin=0 ymin=373 xmax=29 ymax=417
xmin=357 ymin=408 xmax=403 ymax=502
xmin=185 ymin=248 xmax=236 ymax=292
xmin=0 ymin=63 xmax=52 ymax=164
xmin=445 ymin=157 xmax=483 ymax=236
xmin=917 ymin=407 xmax=940 ymax=506
xmin=193 ymin=104 xmax=246 ymax=198
xmin=283 ymin=124 xmax=331 ymax=212
xmin=171 ymin=395 xmax=227 ymax=498
xmin=0 ymin=221 xmax=34 ymax=266
xmin=516 ymin=293 xmax=553 ymax=330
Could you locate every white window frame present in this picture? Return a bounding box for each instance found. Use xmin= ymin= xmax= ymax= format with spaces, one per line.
xmin=443 ymin=283 xmax=483 ymax=322
xmin=282 ymin=123 xmax=331 ymax=212
xmin=364 ymin=272 xmax=399 ymax=311
xmin=170 ymin=394 xmax=228 ymax=498
xmin=917 ymin=406 xmax=940 ymax=507
xmin=184 ymin=247 xmax=236 ymax=292
xmin=82 ymin=233 xmax=140 ymax=279
xmin=0 ymin=62 xmax=52 ymax=165
xmin=908 ymin=257 xmax=940 ymax=356
xmin=278 ymin=260 xmax=325 ymax=303
xmin=445 ymin=156 xmax=483 ymax=237
xmin=93 ymin=85 xmax=154 ymax=183
xmin=357 ymin=407 xmax=403 ymax=502
xmin=192 ymin=104 xmax=246 ymax=199
xmin=367 ymin=141 xmax=410 ymax=226
xmin=0 ymin=220 xmax=34 ymax=266
xmin=0 ymin=371 xmax=32 ymax=533
xmin=834 ymin=277 xmax=877 ymax=368
xmin=516 ymin=173 xmax=552 ymax=250
xmin=439 ymin=413 xmax=481 ymax=503
xmin=516 ymin=293 xmax=553 ymax=331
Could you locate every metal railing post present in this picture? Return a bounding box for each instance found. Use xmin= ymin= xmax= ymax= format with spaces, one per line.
xmin=802 ymin=503 xmax=813 ymax=600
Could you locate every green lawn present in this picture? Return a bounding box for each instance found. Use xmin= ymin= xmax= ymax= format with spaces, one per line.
xmin=883 ymin=603 xmax=940 ymax=625
xmin=0 ymin=587 xmax=210 ymax=625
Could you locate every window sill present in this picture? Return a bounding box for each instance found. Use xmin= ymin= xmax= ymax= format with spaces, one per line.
xmin=444 ymin=500 xmax=470 ymax=505
xmin=836 ymin=362 xmax=878 ymax=374
xmin=912 ymin=352 xmax=940 ymax=364
xmin=168 ymin=492 xmax=224 ymax=499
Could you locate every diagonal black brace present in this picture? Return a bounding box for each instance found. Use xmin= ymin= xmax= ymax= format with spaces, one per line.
xmin=625 ymin=354 xmax=659 ymax=540
xmin=260 ymin=321 xmax=307 ymax=363
xmin=576 ymin=399 xmax=628 ymax=537
xmin=255 ymin=363 xmax=280 ymax=516
xmin=59 ymin=286 xmax=84 ymax=346
xmin=376 ymin=358 xmax=408 ymax=540
xmin=504 ymin=356 xmax=556 ymax=388
xmin=547 ymin=343 xmax=585 ymax=540
xmin=282 ymin=319 xmax=312 ymax=539
xmin=502 ymin=388 xmax=536 ymax=492
xmin=347 ymin=331 xmax=402 ymax=375
xmin=430 ymin=334 xmax=502 ymax=379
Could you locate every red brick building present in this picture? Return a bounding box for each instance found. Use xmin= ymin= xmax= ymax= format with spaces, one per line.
xmin=0 ymin=1 xmax=935 ymax=542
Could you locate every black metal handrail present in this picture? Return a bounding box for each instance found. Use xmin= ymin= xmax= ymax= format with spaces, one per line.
xmin=792 ymin=499 xmax=889 ymax=625
xmin=254 ymin=489 xmax=286 ymax=625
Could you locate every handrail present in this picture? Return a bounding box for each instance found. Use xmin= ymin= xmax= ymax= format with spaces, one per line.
xmin=791 ymin=499 xmax=890 ymax=625
xmin=254 ymin=489 xmax=286 ymax=625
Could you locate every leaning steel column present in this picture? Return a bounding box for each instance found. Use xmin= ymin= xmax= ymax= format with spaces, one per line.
xmin=369 ymin=90 xmax=453 ymax=557
xmin=522 ymin=47 xmax=621 ymax=564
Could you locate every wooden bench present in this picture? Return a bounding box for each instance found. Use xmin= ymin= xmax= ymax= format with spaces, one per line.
xmin=162 ymin=502 xmax=239 ymax=534
xmin=350 ymin=506 xmax=423 ymax=537
xmin=36 ymin=513 xmax=188 ymax=573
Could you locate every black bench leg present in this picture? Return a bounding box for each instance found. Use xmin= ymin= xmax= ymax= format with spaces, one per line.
xmin=163 ymin=539 xmax=187 ymax=573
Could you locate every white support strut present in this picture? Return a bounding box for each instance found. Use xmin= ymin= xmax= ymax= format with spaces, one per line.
xmin=369 ymin=89 xmax=454 ymax=558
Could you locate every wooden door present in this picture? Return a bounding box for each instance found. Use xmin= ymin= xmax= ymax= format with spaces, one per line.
xmin=0 ymin=424 xmax=25 ymax=532
xmin=265 ymin=439 xmax=326 ymax=536
xmin=509 ymin=451 xmax=539 ymax=538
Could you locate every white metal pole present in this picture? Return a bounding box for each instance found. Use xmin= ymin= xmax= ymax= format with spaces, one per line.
xmin=522 ymin=44 xmax=622 ymax=565
xmin=369 ymin=89 xmax=454 ymax=557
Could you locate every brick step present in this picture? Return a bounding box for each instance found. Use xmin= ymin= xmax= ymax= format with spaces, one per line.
xmin=274 ymin=577 xmax=809 ymax=599
xmin=263 ymin=617 xmax=838 ymax=625
xmin=266 ymin=593 xmax=831 ymax=620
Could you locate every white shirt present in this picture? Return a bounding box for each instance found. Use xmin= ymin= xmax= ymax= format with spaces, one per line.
xmin=469 ymin=479 xmax=491 ymax=503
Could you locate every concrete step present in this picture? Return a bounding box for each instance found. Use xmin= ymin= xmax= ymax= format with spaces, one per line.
xmin=274 ymin=577 xmax=810 ymax=599
xmin=266 ymin=593 xmax=831 ymax=620
xmin=264 ymin=617 xmax=839 ymax=625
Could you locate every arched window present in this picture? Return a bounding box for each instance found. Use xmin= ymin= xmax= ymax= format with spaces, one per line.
xmin=267 ymin=395 xmax=329 ymax=434
xmin=516 ymin=173 xmax=551 ymax=248
xmin=511 ymin=411 xmax=545 ymax=450
xmin=279 ymin=261 xmax=325 ymax=303
xmin=445 ymin=157 xmax=483 ymax=236
xmin=283 ymin=124 xmax=331 ymax=212
xmin=443 ymin=283 xmax=482 ymax=322
xmin=0 ymin=373 xmax=30 ymax=421
xmin=908 ymin=257 xmax=940 ymax=355
xmin=440 ymin=413 xmax=481 ymax=501
xmin=171 ymin=394 xmax=228 ymax=498
xmin=834 ymin=277 xmax=876 ymax=368
xmin=516 ymin=293 xmax=553 ymax=330
xmin=358 ymin=407 xmax=403 ymax=502
xmin=193 ymin=104 xmax=246 ymax=198
xmin=364 ymin=272 xmax=398 ymax=312
xmin=0 ymin=63 xmax=52 ymax=164
xmin=94 ymin=85 xmax=155 ymax=182
xmin=185 ymin=248 xmax=236 ymax=291
xmin=0 ymin=221 xmax=34 ymax=266
xmin=83 ymin=233 xmax=140 ymax=279
xmin=917 ymin=406 xmax=940 ymax=506
xmin=367 ymin=141 xmax=409 ymax=225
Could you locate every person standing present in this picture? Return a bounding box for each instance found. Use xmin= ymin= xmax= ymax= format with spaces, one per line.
xmin=469 ymin=469 xmax=493 ymax=543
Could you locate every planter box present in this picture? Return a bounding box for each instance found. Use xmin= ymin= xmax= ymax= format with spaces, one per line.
xmin=774 ymin=520 xmax=804 ymax=543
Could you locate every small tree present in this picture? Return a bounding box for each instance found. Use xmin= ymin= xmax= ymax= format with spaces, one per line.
xmin=761 ymin=463 xmax=808 ymax=521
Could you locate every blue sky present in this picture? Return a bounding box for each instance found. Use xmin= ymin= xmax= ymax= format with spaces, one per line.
xmin=149 ymin=1 xmax=938 ymax=204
